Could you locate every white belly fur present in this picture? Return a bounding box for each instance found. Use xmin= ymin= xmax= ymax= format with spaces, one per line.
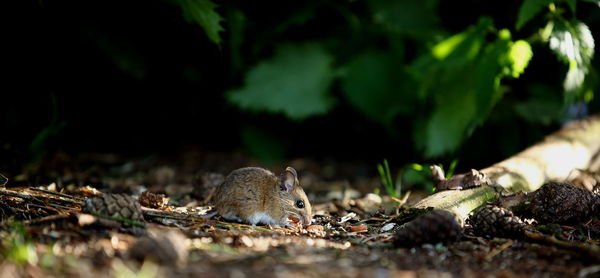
xmin=247 ymin=212 xmax=279 ymax=226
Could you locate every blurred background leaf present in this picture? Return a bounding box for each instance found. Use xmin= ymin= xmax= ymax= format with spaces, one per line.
xmin=227 ymin=43 xmax=335 ymax=120
xmin=411 ymin=19 xmax=523 ymax=157
xmin=508 ymin=40 xmax=533 ymax=78
xmin=340 ymin=51 xmax=415 ymax=126
xmin=6 ymin=0 xmax=600 ymax=173
xmin=177 ymin=0 xmax=224 ymax=45
xmin=516 ymin=0 xmax=552 ymax=30
xmin=549 ymin=20 xmax=595 ymax=101
xmin=368 ymin=0 xmax=441 ymax=39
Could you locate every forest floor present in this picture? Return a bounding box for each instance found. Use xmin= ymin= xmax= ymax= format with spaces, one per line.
xmin=0 ymin=148 xmax=599 ymax=278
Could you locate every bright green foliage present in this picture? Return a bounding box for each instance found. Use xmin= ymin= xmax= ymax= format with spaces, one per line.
xmin=444 ymin=160 xmax=458 ymax=179
xmin=179 ymin=0 xmax=224 ymax=45
xmin=549 ymin=20 xmax=595 ymax=101
xmin=368 ymin=0 xmax=440 ymax=39
xmin=227 ymin=44 xmax=335 ymax=120
xmin=516 ymin=0 xmax=553 ymax=30
xmin=411 ymin=19 xmax=527 ymax=157
xmin=217 ymin=0 xmax=596 ymax=159
xmin=340 ymin=51 xmax=413 ymax=125
xmin=508 ymin=40 xmax=533 ymax=78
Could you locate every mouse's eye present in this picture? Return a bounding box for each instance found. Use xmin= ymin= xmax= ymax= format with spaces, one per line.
xmin=295 ymin=200 xmax=305 ymax=209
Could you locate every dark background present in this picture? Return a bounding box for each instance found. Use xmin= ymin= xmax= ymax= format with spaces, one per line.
xmin=4 ymin=0 xmax=600 ymax=178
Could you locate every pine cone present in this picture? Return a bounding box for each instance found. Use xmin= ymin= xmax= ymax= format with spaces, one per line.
xmin=84 ymin=193 xmax=145 ymax=225
xmin=394 ymin=210 xmax=462 ymax=246
xmin=469 ymin=205 xmax=528 ymax=238
xmin=530 ymin=182 xmax=597 ymax=224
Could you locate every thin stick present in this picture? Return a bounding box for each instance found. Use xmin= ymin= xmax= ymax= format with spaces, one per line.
xmin=142 ymin=208 xmax=207 ymax=221
xmin=0 ymin=189 xmax=83 ymax=206
xmin=29 ymin=187 xmax=83 ymax=202
xmin=484 ymin=240 xmax=513 ymax=260
xmin=23 ymin=213 xmax=72 ymax=225
xmin=525 ymin=231 xmax=600 ymax=261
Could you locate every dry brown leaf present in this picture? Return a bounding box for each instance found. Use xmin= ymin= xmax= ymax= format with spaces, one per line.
xmin=351 ymin=224 xmax=368 ymax=233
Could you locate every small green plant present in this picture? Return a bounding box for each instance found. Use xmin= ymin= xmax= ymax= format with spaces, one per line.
xmin=29 ymin=95 xmax=66 ymax=162
xmin=3 ymin=223 xmax=38 ymax=265
xmin=445 ymin=159 xmax=459 ymax=179
xmin=377 ymin=159 xmax=401 ymax=198
xmin=399 ymin=163 xmax=435 ymax=193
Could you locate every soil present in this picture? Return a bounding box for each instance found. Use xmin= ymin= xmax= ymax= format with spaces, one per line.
xmin=0 ymin=149 xmax=599 ymax=278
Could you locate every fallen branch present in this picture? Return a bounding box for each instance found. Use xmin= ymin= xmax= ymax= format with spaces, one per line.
xmin=414 ymin=114 xmax=600 ymax=220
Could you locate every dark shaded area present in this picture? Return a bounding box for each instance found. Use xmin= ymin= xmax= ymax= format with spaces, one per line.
xmin=4 ymin=0 xmax=600 ymax=179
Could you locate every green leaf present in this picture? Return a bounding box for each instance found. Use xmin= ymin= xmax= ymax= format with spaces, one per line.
xmin=179 ymin=0 xmax=224 ymax=45
xmin=423 ymin=97 xmax=477 ymax=157
xmin=549 ymin=20 xmax=595 ymax=100
xmin=514 ymin=98 xmax=564 ymax=125
xmin=516 ymin=0 xmax=552 ymax=30
xmin=227 ymin=44 xmax=335 ymax=120
xmin=368 ymin=0 xmax=440 ymax=39
xmin=432 ymin=32 xmax=472 ymax=60
xmin=413 ymin=22 xmax=515 ymax=157
xmin=377 ymin=159 xmax=399 ymax=198
xmin=507 ymin=40 xmax=533 ymax=78
xmin=340 ymin=51 xmax=414 ymax=125
xmin=410 ymin=18 xmax=491 ymax=100
xmin=514 ymin=83 xmax=565 ymax=125
xmin=565 ymin=0 xmax=576 ymax=12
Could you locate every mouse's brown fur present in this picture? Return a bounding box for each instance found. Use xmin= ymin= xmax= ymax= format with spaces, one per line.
xmin=213 ymin=167 xmax=312 ymax=227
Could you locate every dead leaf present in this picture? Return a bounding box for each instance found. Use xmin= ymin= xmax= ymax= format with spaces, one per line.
xmin=351 ymin=224 xmax=368 ymax=233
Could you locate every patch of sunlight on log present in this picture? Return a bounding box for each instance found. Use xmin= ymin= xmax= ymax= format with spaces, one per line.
xmin=543 ymin=143 xmax=589 ymax=179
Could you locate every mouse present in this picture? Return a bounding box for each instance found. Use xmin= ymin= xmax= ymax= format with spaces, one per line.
xmin=212 ymin=166 xmax=312 ymax=227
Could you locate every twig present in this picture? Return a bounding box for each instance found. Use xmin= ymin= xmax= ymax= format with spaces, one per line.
xmin=142 ymin=208 xmax=208 ymax=222
xmin=484 ymin=240 xmax=513 ymax=260
xmin=0 ymin=189 xmax=83 ymax=206
xmin=23 ymin=213 xmax=72 ymax=225
xmin=525 ymin=231 xmax=600 ymax=261
xmin=29 ymin=187 xmax=84 ymax=202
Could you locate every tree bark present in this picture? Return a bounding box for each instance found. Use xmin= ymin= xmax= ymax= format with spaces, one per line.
xmin=413 ymin=114 xmax=600 ymax=220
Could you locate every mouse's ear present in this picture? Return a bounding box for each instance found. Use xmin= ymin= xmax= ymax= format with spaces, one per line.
xmin=281 ymin=167 xmax=298 ymax=192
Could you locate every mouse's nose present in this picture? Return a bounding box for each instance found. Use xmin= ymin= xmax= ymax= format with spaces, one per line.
xmin=302 ymin=214 xmax=313 ymax=227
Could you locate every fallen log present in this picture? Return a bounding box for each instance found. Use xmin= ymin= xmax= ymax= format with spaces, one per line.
xmin=413 ymin=114 xmax=600 ymax=220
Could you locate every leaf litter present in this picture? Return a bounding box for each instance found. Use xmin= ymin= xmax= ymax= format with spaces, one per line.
xmin=0 ymin=151 xmax=599 ymax=277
